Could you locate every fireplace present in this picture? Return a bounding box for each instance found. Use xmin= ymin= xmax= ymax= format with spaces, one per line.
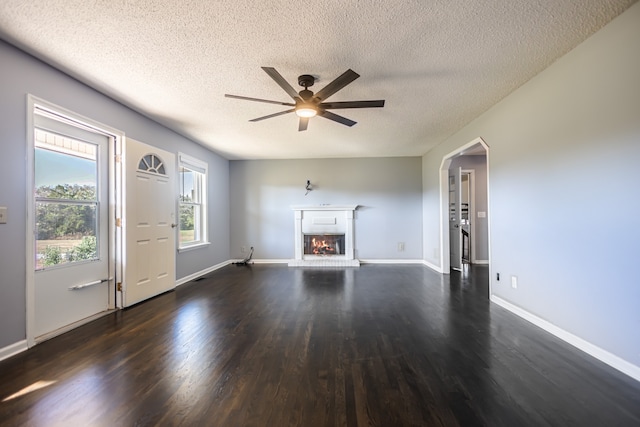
xmin=289 ymin=205 xmax=359 ymax=267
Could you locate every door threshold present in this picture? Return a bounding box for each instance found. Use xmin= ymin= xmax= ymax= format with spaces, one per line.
xmin=34 ymin=309 xmax=117 ymax=345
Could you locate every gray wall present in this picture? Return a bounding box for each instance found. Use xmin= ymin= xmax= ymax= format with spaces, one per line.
xmin=449 ymin=155 xmax=489 ymax=262
xmin=422 ymin=4 xmax=640 ymax=369
xmin=0 ymin=40 xmax=230 ymax=349
xmin=230 ymin=158 xmax=423 ymax=260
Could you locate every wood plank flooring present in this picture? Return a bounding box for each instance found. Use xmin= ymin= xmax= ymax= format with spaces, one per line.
xmin=1 ymin=264 xmax=639 ymax=426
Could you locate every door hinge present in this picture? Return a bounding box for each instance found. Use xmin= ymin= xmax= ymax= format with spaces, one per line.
xmin=117 ymin=282 xmax=122 ymax=292
xmin=116 ymin=218 xmax=121 ymax=227
xmin=115 ymin=154 xmax=122 ymax=163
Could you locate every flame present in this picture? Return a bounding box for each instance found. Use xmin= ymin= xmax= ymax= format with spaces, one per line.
xmin=311 ymin=237 xmax=337 ymax=255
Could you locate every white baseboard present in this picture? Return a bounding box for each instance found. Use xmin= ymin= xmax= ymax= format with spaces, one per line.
xmin=249 ymin=259 xmax=289 ymax=264
xmin=360 ymin=259 xmax=425 ymax=265
xmin=422 ymin=259 xmax=444 ymax=273
xmin=491 ymin=295 xmax=640 ymax=383
xmin=176 ymin=260 xmax=233 ymax=286
xmin=0 ymin=339 xmax=28 ymax=362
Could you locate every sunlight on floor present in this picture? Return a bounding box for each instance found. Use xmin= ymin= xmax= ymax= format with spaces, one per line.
xmin=2 ymin=380 xmax=57 ymax=402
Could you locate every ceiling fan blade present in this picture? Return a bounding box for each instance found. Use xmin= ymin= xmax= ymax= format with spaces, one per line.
xmin=298 ymin=117 xmax=309 ymax=132
xmin=314 ymin=69 xmax=360 ymax=102
xmin=249 ymin=109 xmax=295 ymax=122
xmin=320 ymin=100 xmax=385 ymax=109
xmin=318 ymin=110 xmax=357 ymax=127
xmin=225 ymin=94 xmax=295 ymax=106
xmin=261 ymin=67 xmax=301 ymax=100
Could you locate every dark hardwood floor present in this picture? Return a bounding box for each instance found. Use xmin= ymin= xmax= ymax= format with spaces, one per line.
xmin=1 ymin=264 xmax=639 ymax=426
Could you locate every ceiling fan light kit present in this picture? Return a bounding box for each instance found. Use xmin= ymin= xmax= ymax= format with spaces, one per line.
xmin=225 ymin=67 xmax=385 ymax=131
xmin=295 ymin=105 xmax=317 ymax=118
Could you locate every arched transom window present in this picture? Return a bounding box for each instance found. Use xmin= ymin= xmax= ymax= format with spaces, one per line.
xmin=138 ymin=154 xmax=166 ymax=175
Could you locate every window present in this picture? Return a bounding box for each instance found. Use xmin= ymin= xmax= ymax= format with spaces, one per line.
xmin=34 ymin=128 xmax=99 ymax=269
xmin=178 ymin=153 xmax=208 ymax=250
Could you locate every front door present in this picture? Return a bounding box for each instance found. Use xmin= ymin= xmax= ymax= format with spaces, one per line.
xmin=123 ymin=138 xmax=176 ymax=306
xmin=449 ymin=167 xmax=462 ymax=271
xmin=33 ymin=112 xmax=111 ymax=339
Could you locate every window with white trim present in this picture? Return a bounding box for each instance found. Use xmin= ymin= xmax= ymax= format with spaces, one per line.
xmin=178 ymin=153 xmax=208 ymax=250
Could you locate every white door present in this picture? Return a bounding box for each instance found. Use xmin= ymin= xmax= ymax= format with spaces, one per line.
xmin=460 ymin=171 xmax=471 ymax=264
xmin=33 ymin=113 xmax=111 ymax=338
xmin=449 ymin=167 xmax=462 ymax=271
xmin=124 ymin=138 xmax=176 ymax=306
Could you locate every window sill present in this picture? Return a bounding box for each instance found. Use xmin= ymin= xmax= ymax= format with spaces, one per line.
xmin=178 ymin=242 xmax=210 ymax=253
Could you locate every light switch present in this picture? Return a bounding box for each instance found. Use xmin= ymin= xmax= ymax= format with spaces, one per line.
xmin=0 ymin=207 xmax=6 ymax=224
xmin=477 ymin=211 xmax=486 ymax=218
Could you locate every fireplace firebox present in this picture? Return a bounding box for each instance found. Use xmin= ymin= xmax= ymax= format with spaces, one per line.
xmin=304 ymin=234 xmax=345 ymax=255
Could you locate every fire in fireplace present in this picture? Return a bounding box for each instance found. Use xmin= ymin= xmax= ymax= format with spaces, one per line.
xmin=304 ymin=234 xmax=346 ymax=255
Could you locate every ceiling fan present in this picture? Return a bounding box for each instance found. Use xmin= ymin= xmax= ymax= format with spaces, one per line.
xmin=225 ymin=67 xmax=385 ymax=131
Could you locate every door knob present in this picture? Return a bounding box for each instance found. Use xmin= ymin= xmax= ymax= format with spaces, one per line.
xmin=171 ymin=223 xmax=178 ymax=228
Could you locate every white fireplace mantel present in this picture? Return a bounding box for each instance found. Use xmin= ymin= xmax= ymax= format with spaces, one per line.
xmin=289 ymin=205 xmax=359 ymax=267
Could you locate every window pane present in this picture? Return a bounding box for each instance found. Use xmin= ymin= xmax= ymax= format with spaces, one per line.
xmin=35 ymin=202 xmax=98 ymax=269
xmin=180 ymin=167 xmax=196 ymax=202
xmin=179 ymin=204 xmax=195 ymax=244
xmin=35 ymin=138 xmax=97 ymax=201
xmin=34 ymin=133 xmax=100 ymax=270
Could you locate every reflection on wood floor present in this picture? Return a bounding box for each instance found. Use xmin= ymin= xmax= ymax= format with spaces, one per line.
xmin=1 ymin=264 xmax=639 ymax=426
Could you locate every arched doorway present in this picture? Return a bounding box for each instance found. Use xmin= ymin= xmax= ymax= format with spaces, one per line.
xmin=439 ymin=138 xmax=491 ymax=294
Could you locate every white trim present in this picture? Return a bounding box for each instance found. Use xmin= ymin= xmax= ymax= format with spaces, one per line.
xmin=26 ymin=97 xmax=35 ymax=348
xmin=175 ymin=260 xmax=233 ymax=286
xmin=491 ymin=295 xmax=640 ymax=383
xmin=178 ymin=152 xmax=207 ymax=174
xmin=0 ymin=340 xmax=28 ymax=362
xmin=177 ymin=242 xmax=211 ymax=253
xmin=251 ymin=259 xmax=289 ymax=264
xmin=291 ymin=204 xmax=358 ymax=211
xmin=473 ymin=260 xmax=490 ymax=265
xmin=422 ymin=259 xmax=444 ymax=273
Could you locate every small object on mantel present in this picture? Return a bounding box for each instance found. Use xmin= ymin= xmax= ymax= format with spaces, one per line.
xmin=305 ymin=180 xmax=313 ymax=196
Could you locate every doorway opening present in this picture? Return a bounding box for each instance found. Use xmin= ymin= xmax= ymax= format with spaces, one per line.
xmin=439 ymin=137 xmax=491 ymax=294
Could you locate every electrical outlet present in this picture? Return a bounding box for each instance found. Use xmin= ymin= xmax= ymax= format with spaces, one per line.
xmin=241 ymin=246 xmax=246 ymax=254
xmin=397 ymin=242 xmax=405 ymax=252
xmin=511 ymin=275 xmax=518 ymax=289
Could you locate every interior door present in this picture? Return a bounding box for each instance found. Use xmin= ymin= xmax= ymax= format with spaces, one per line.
xmin=33 ymin=113 xmax=111 ymax=339
xmin=449 ymin=167 xmax=462 ymax=271
xmin=460 ymin=171 xmax=471 ymax=264
xmin=124 ymin=138 xmax=176 ymax=306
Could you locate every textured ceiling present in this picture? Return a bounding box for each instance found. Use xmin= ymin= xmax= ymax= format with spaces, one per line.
xmin=0 ymin=1 xmax=635 ymax=160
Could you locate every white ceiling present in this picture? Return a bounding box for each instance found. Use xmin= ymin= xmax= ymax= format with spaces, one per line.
xmin=0 ymin=1 xmax=635 ymax=160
